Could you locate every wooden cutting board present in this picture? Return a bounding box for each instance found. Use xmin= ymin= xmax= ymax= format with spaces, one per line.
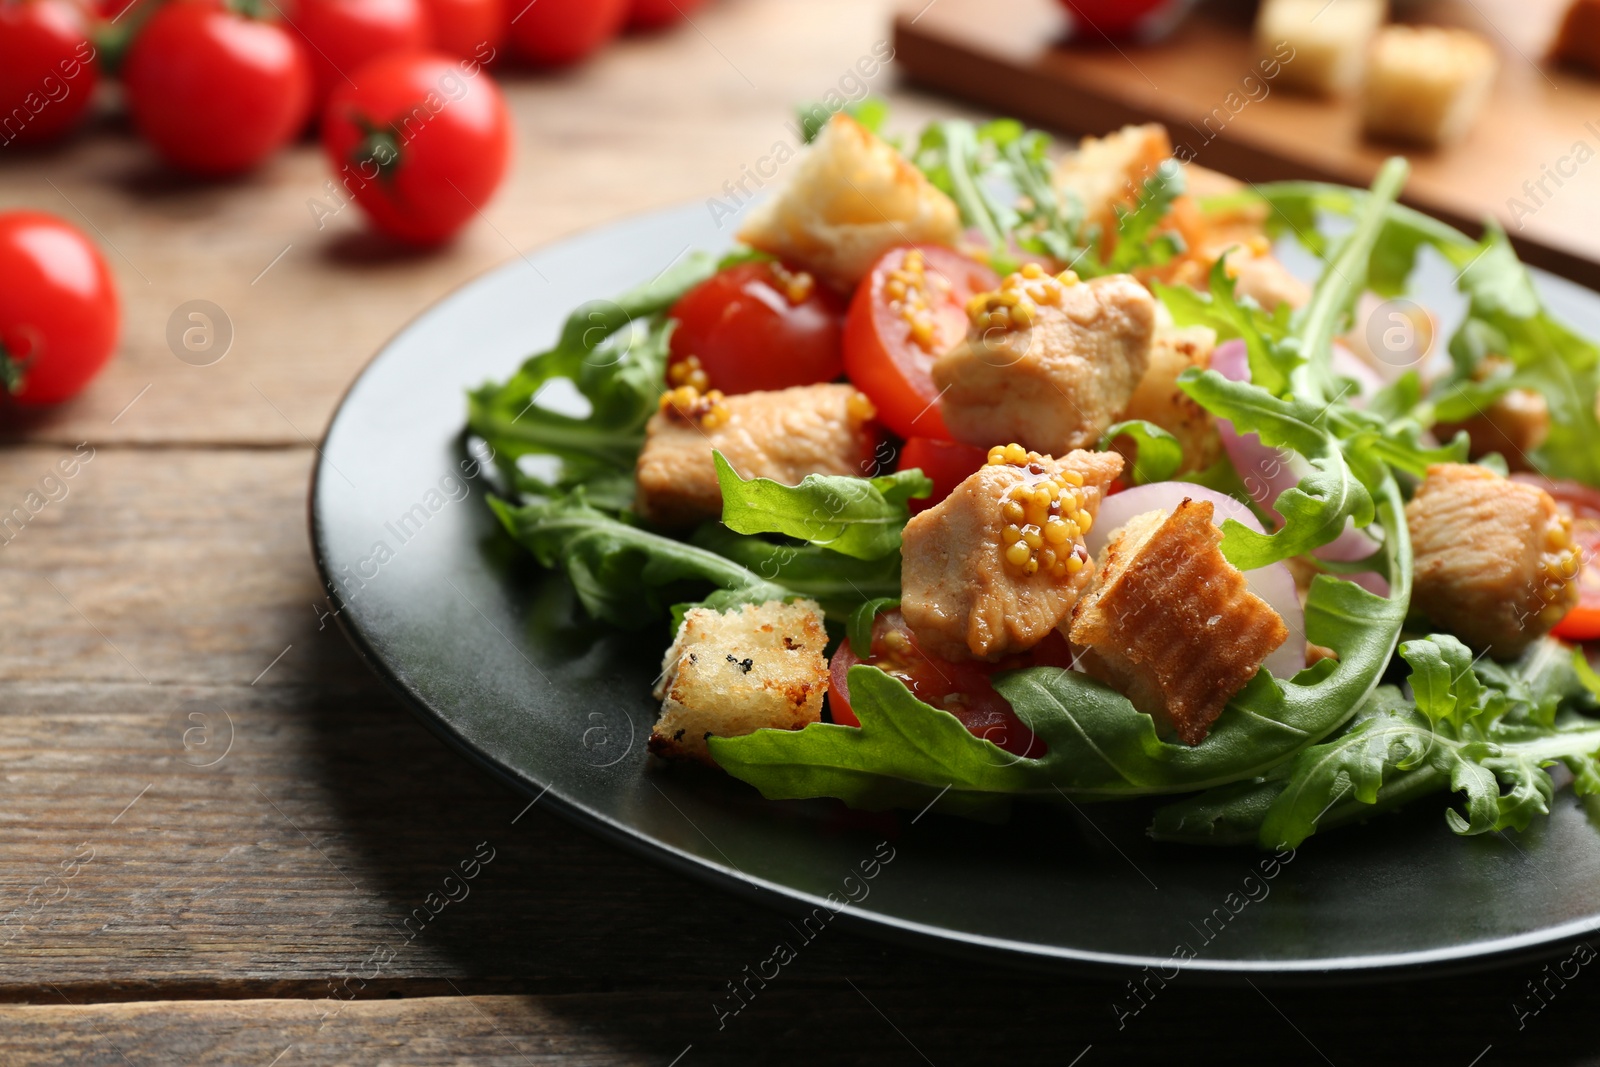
xmin=894 ymin=0 xmax=1600 ymax=288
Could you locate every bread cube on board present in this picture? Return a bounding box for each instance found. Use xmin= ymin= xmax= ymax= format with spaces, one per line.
xmin=934 ymin=269 xmax=1155 ymax=457
xmin=901 ymin=446 xmax=1123 ymax=661
xmin=737 ymin=113 xmax=961 ymax=292
xmin=1069 ymin=500 xmax=1289 ymax=746
xmin=650 ymin=599 xmax=830 ymax=764
xmin=634 ymin=383 xmax=876 ymax=528
xmin=1407 ymin=464 xmax=1580 ymax=658
xmin=1361 ymin=26 xmax=1497 ymax=147
xmin=1256 ymin=0 xmax=1386 ymax=97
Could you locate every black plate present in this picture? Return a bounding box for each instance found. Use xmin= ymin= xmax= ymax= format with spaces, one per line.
xmin=311 ymin=200 xmax=1600 ymax=980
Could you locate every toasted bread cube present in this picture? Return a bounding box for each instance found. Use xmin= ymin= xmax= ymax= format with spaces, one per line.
xmin=737 ymin=114 xmax=961 ymax=292
xmin=650 ymin=599 xmax=829 ymax=764
xmin=1052 ymin=124 xmax=1173 ymax=241
xmin=1113 ymin=324 xmax=1223 ymax=475
xmin=933 ymin=271 xmax=1155 ymax=456
xmin=635 ymin=383 xmax=876 ymax=527
xmin=1361 ymin=26 xmax=1497 ymax=147
xmin=1407 ymin=464 xmax=1580 ymax=658
xmin=1069 ymin=500 xmax=1289 ymax=745
xmin=1256 ymin=0 xmax=1385 ymax=97
xmin=901 ymin=447 xmax=1123 ymax=661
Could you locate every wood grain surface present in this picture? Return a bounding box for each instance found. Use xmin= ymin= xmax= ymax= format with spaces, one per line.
xmin=3 ymin=0 xmax=1600 ymax=1062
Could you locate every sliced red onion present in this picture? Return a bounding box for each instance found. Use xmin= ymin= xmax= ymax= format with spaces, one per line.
xmin=1085 ymin=482 xmax=1305 ymax=680
xmin=1210 ymin=337 xmax=1249 ymax=382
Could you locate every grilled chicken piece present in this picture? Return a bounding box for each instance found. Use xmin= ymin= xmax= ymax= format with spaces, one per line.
xmin=736 ymin=113 xmax=962 ymax=292
xmin=900 ymin=445 xmax=1123 ymax=661
xmin=1069 ymin=500 xmax=1289 ymax=746
xmin=1407 ymin=464 xmax=1581 ymax=658
xmin=651 ymin=599 xmax=829 ymax=764
xmin=1113 ymin=324 xmax=1222 ymax=475
xmin=635 ymin=383 xmax=876 ymax=527
xmin=933 ymin=269 xmax=1155 ymax=456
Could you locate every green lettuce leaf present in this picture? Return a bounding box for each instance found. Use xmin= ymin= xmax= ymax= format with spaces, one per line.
xmin=1099 ymin=419 xmax=1183 ymax=486
xmin=713 ymin=452 xmax=931 ymax=560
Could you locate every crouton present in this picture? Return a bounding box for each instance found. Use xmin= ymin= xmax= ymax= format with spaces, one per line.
xmin=933 ymin=269 xmax=1155 ymax=456
xmin=650 ymin=599 xmax=829 ymax=764
xmin=1256 ymin=0 xmax=1386 ymax=98
xmin=736 ymin=113 xmax=962 ymax=292
xmin=1406 ymin=464 xmax=1580 ymax=658
xmin=1434 ymin=358 xmax=1550 ymax=470
xmin=1361 ymin=26 xmax=1497 ymax=148
xmin=1112 ymin=324 xmax=1223 ymax=475
xmin=1069 ymin=500 xmax=1289 ymax=745
xmin=900 ymin=445 xmax=1123 ymax=661
xmin=1552 ymin=0 xmax=1600 ymax=75
xmin=635 ymin=383 xmax=877 ymax=527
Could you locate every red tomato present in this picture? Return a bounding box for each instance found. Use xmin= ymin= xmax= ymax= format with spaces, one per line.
xmin=123 ymin=0 xmax=311 ymax=177
xmin=666 ymin=260 xmax=845 ymax=396
xmin=284 ymin=0 xmax=429 ymax=112
xmin=421 ymin=0 xmax=504 ymax=59
xmin=1057 ymin=0 xmax=1176 ymax=37
xmin=843 ymin=245 xmax=999 ymax=441
xmin=0 ymin=0 xmax=98 ymax=148
xmin=321 ymin=51 xmax=512 ymax=244
xmin=628 ymin=0 xmax=707 ymax=31
xmin=506 ymin=0 xmax=625 ymax=65
xmin=0 ymin=212 xmax=119 ymax=406
xmin=897 ymin=437 xmax=987 ymax=514
xmin=1512 ymin=475 xmax=1600 ymax=641
xmin=829 ymin=609 xmax=1067 ymax=757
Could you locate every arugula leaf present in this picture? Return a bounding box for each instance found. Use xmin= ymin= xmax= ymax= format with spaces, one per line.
xmin=1099 ymin=420 xmax=1183 ymax=486
xmin=688 ymin=525 xmax=901 ymax=620
xmin=848 ymin=597 xmax=900 ymax=657
xmin=713 ymin=452 xmax=931 ymax=560
xmin=1155 ymin=258 xmax=1295 ymax=395
xmin=1101 ymin=159 xmax=1187 ymax=275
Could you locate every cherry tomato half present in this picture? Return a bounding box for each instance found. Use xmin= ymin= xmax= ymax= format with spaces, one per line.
xmin=628 ymin=0 xmax=707 ymax=31
xmin=284 ymin=0 xmax=429 ymax=113
xmin=829 ymin=609 xmax=1070 ymax=757
xmin=843 ymin=245 xmax=999 ymax=441
xmin=124 ymin=0 xmax=312 ymax=176
xmin=1512 ymin=475 xmax=1600 ymax=641
xmin=666 ymin=260 xmax=845 ymax=396
xmin=0 ymin=0 xmax=99 ymax=148
xmin=322 ymin=51 xmax=512 ymax=244
xmin=422 ymin=0 xmax=503 ymax=60
xmin=0 ymin=212 xmax=119 ymax=406
xmin=897 ymin=436 xmax=987 ymax=514
xmin=506 ymin=0 xmax=625 ymax=65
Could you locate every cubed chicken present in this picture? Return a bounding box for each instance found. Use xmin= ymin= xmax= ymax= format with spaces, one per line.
xmin=635 ymin=383 xmax=877 ymax=527
xmin=651 ymin=598 xmax=830 ymax=764
xmin=900 ymin=445 xmax=1123 ymax=661
xmin=1406 ymin=464 xmax=1581 ymax=658
xmin=736 ymin=113 xmax=962 ymax=292
xmin=933 ymin=269 xmax=1155 ymax=456
xmin=1113 ymin=324 xmax=1222 ymax=475
xmin=1435 ymin=358 xmax=1550 ymax=471
xmin=1069 ymin=500 xmax=1289 ymax=746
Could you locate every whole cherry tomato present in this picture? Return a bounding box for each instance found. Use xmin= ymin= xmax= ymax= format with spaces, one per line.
xmin=124 ymin=0 xmax=312 ymax=176
xmin=843 ymin=245 xmax=999 ymax=441
xmin=507 ymin=0 xmax=625 ymax=65
xmin=666 ymin=260 xmax=845 ymax=396
xmin=284 ymin=0 xmax=429 ymax=112
xmin=1058 ymin=0 xmax=1181 ymax=38
xmin=0 ymin=0 xmax=99 ymax=148
xmin=421 ymin=0 xmax=503 ymax=60
xmin=0 ymin=212 xmax=119 ymax=406
xmin=321 ymin=51 xmax=512 ymax=244
xmin=628 ymin=0 xmax=707 ymax=31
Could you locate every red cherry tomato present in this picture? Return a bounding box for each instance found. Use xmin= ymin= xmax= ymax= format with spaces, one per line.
xmin=506 ymin=0 xmax=625 ymax=65
xmin=284 ymin=0 xmax=429 ymax=112
xmin=0 ymin=212 xmax=119 ymax=406
xmin=1058 ymin=0 xmax=1176 ymax=38
xmin=421 ymin=0 xmax=503 ymax=60
xmin=897 ymin=437 xmax=987 ymax=514
xmin=0 ymin=0 xmax=99 ymax=148
xmin=828 ymin=609 xmax=1067 ymax=757
xmin=843 ymin=245 xmax=999 ymax=441
xmin=321 ymin=51 xmax=512 ymax=245
xmin=123 ymin=0 xmax=311 ymax=177
xmin=1513 ymin=475 xmax=1600 ymax=642
xmin=628 ymin=0 xmax=706 ymax=31
xmin=666 ymin=260 xmax=845 ymax=396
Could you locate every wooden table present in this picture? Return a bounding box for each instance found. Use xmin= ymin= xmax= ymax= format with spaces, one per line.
xmin=2 ymin=1 xmax=1598 ymax=1062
